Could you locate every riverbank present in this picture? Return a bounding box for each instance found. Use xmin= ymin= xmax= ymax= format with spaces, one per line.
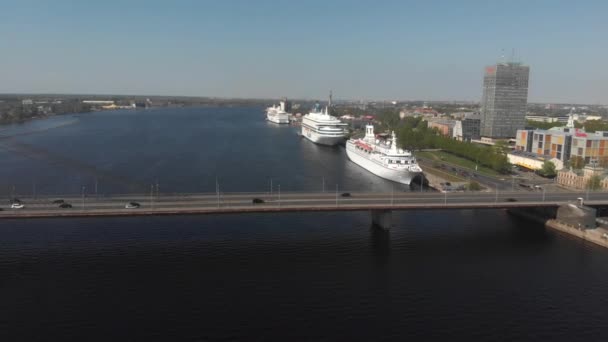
xmin=508 ymin=207 xmax=608 ymax=249
xmin=546 ymin=219 xmax=608 ymax=248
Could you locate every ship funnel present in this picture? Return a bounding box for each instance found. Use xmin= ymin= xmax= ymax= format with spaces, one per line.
xmin=390 ymin=131 xmax=398 ymax=153
xmin=365 ymin=124 xmax=375 ymax=141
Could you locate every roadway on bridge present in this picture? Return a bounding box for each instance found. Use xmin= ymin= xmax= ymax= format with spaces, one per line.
xmin=2 ymin=190 xmax=607 ymax=219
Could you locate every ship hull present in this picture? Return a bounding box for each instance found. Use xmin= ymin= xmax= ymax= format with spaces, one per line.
xmin=267 ymin=114 xmax=290 ymax=124
xmin=301 ymin=126 xmax=345 ymax=146
xmin=346 ymin=144 xmax=421 ymax=185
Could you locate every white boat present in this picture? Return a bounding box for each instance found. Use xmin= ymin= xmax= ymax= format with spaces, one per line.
xmin=301 ymin=104 xmax=348 ymax=146
xmin=266 ymin=100 xmax=291 ymax=124
xmin=345 ymin=124 xmax=422 ymax=185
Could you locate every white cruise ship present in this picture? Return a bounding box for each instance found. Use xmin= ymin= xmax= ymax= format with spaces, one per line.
xmin=266 ymin=100 xmax=291 ymax=124
xmin=301 ymin=104 xmax=348 ymax=146
xmin=346 ymin=124 xmax=422 ymax=185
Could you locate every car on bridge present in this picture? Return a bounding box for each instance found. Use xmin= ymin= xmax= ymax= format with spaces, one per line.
xmin=341 ymin=192 xmax=351 ymax=197
xmin=125 ymin=202 xmax=140 ymax=209
xmin=53 ymin=199 xmax=65 ymax=204
xmin=252 ymin=198 xmax=265 ymax=204
xmin=11 ymin=203 xmax=25 ymax=209
xmin=59 ymin=203 xmax=72 ymax=209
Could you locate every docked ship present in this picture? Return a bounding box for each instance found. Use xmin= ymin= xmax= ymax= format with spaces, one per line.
xmin=266 ymin=99 xmax=291 ymax=124
xmin=301 ymin=92 xmax=348 ymax=146
xmin=345 ymin=124 xmax=423 ymax=185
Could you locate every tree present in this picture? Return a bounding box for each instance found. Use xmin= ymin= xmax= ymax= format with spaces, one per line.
xmin=377 ymin=109 xmax=400 ymax=131
xmin=467 ymin=181 xmax=482 ymax=191
xmin=525 ymin=120 xmax=563 ymax=130
xmin=570 ymin=156 xmax=585 ymax=170
xmin=587 ymin=175 xmax=602 ymax=190
xmin=583 ymin=120 xmax=608 ymax=133
xmin=538 ymin=160 xmax=557 ymax=178
xmin=493 ymin=140 xmax=511 ymax=155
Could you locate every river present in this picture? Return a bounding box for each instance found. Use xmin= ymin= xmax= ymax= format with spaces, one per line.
xmin=0 ymin=107 xmax=607 ymax=341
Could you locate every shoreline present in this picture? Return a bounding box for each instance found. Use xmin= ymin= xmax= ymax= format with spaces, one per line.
xmin=546 ymin=219 xmax=608 ymax=249
xmin=508 ymin=208 xmax=608 ymax=249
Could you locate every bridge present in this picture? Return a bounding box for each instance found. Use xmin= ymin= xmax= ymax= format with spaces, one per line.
xmin=3 ymin=190 xmax=608 ymax=229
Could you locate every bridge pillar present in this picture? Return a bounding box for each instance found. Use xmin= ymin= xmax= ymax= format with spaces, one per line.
xmin=371 ymin=209 xmax=393 ymax=230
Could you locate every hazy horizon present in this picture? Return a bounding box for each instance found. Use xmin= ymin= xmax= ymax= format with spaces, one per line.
xmin=2 ymin=0 xmax=607 ymax=104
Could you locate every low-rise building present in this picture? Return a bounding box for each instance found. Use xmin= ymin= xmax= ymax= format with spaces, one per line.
xmin=515 ymin=127 xmax=608 ymax=166
xmin=428 ymin=119 xmax=456 ymax=137
xmin=557 ymin=165 xmax=606 ymax=189
xmin=525 ymin=115 xmax=568 ymax=123
xmin=573 ymin=114 xmax=602 ymax=122
xmin=451 ymin=112 xmax=476 ymax=120
xmin=453 ymin=114 xmax=481 ymax=142
xmin=508 ymin=150 xmax=563 ymax=171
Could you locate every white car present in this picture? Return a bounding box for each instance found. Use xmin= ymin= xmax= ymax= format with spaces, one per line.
xmin=11 ymin=203 xmax=25 ymax=209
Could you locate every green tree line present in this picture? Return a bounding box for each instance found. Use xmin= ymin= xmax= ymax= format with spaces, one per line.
xmin=393 ymin=116 xmax=511 ymax=174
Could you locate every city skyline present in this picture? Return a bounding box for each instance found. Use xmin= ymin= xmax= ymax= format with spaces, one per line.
xmin=2 ymin=0 xmax=607 ymax=104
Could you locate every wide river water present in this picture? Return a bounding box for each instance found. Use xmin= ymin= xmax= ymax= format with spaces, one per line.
xmin=1 ymin=107 xmax=607 ymax=341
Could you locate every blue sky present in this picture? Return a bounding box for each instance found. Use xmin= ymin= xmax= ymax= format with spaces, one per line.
xmin=1 ymin=0 xmax=607 ymax=103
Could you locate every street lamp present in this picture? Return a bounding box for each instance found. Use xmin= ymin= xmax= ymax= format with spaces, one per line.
xmin=81 ymin=186 xmax=86 ymax=210
xmin=216 ymin=178 xmax=220 ymax=208
xmin=420 ymin=173 xmax=424 ymax=193
xmin=335 ymin=184 xmax=338 ymax=207
xmin=542 ymin=187 xmax=546 ymax=202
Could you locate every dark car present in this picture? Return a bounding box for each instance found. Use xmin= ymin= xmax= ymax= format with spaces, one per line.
xmin=125 ymin=202 xmax=141 ymax=209
xmin=59 ymin=203 xmax=72 ymax=208
xmin=506 ymin=198 xmax=518 ymax=202
xmin=341 ymin=192 xmax=351 ymax=197
xmin=53 ymin=199 xmax=65 ymax=204
xmin=252 ymin=198 xmax=265 ymax=204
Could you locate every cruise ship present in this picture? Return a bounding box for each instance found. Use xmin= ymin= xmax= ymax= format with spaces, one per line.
xmin=345 ymin=124 xmax=423 ymax=185
xmin=301 ymin=103 xmax=348 ymax=146
xmin=266 ymin=100 xmax=291 ymax=124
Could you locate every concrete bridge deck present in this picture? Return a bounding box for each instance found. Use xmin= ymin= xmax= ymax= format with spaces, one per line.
xmin=2 ymin=190 xmax=607 ymax=219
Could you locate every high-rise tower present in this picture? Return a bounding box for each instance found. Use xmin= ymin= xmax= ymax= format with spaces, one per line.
xmin=480 ymin=61 xmax=530 ymax=138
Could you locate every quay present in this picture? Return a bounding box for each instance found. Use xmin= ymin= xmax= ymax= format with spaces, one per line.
xmin=545 ymin=219 xmax=608 ymax=249
xmin=509 ymin=198 xmax=608 ymax=250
